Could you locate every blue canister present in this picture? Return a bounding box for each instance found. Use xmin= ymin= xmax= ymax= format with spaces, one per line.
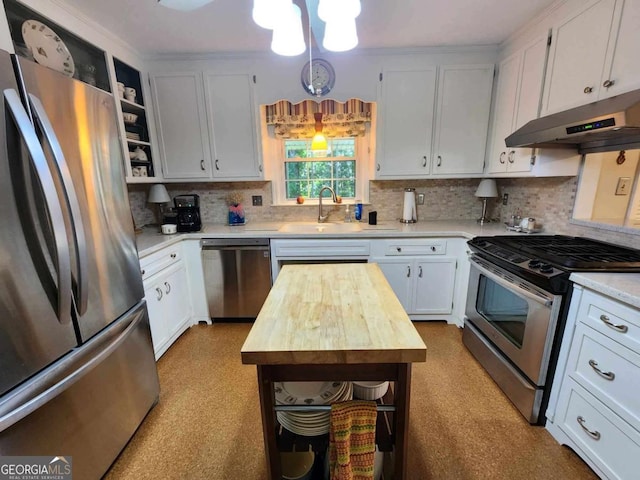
xmin=354 ymin=201 xmax=363 ymax=221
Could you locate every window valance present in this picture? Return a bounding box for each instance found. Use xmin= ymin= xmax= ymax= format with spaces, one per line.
xmin=265 ymin=99 xmax=372 ymax=139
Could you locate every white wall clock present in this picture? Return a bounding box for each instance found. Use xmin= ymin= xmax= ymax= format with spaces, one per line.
xmin=301 ymin=59 xmax=335 ymax=97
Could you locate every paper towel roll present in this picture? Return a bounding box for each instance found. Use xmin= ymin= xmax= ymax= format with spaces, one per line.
xmin=402 ymin=189 xmax=417 ymax=223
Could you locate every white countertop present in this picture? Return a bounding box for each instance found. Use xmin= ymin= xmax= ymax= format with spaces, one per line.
xmin=135 ymin=219 xmax=523 ymax=258
xmin=570 ymin=272 xmax=640 ymax=309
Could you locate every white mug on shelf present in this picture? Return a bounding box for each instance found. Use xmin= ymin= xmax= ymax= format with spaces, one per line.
xmin=117 ymin=82 xmax=125 ymax=98
xmin=124 ymin=87 xmax=136 ymax=102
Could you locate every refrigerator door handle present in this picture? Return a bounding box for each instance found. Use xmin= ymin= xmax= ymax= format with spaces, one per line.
xmin=0 ymin=306 xmax=143 ymax=433
xmin=4 ymin=88 xmax=72 ymax=325
xmin=28 ymin=93 xmax=89 ymax=316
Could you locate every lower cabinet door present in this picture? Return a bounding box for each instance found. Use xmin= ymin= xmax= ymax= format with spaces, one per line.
xmin=143 ymin=261 xmax=191 ymax=359
xmin=144 ymin=280 xmax=170 ymax=358
xmin=374 ymin=259 xmax=413 ymax=313
xmin=413 ymin=258 xmax=456 ymax=314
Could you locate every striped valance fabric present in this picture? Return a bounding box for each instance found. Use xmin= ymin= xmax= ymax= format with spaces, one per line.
xmin=265 ymin=99 xmax=372 ymax=139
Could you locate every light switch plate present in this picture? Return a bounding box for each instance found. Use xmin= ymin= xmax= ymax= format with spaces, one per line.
xmin=417 ymin=193 xmax=425 ymax=205
xmin=252 ymin=195 xmax=263 ymax=206
xmin=615 ymin=177 xmax=631 ymax=195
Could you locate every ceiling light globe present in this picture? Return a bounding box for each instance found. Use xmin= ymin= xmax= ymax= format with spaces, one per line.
xmin=323 ymin=17 xmax=358 ymax=52
xmin=157 ymin=0 xmax=215 ymax=11
xmin=252 ymin=0 xmax=292 ymax=30
xmin=271 ymin=4 xmax=306 ymax=56
xmin=318 ymin=0 xmax=361 ymax=22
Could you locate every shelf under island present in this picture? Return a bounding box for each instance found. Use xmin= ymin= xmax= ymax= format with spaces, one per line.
xmin=241 ymin=263 xmax=427 ymax=479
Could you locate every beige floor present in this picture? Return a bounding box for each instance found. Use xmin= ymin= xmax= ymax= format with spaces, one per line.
xmin=104 ymin=323 xmax=598 ymax=480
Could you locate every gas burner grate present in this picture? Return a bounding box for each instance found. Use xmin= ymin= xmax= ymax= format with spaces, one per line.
xmin=475 ymin=235 xmax=640 ymax=271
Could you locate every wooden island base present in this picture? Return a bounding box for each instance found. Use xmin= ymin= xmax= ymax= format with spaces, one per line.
xmin=256 ymin=362 xmax=412 ymax=479
xmin=241 ymin=264 xmax=427 ymax=480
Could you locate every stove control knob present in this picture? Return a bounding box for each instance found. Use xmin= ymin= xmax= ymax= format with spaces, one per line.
xmin=539 ymin=263 xmax=554 ymax=273
xmin=528 ymin=260 xmax=541 ymax=268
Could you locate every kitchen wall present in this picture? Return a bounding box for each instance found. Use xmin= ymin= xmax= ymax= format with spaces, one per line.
xmin=128 ymin=176 xmax=640 ymax=249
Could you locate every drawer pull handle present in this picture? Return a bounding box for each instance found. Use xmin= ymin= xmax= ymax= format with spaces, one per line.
xmin=407 ymin=266 xmax=411 ymax=278
xmin=588 ymin=359 xmax=615 ymax=380
xmin=171 ymin=253 xmax=177 ymax=259
xmin=499 ymin=152 xmax=506 ymax=164
xmin=141 ymin=269 xmax=146 ymax=275
xmin=422 ymin=156 xmax=427 ymax=167
xmin=164 ymin=282 xmax=171 ymax=294
xmin=431 ymin=246 xmax=436 ymax=252
xmin=576 ymin=416 xmax=601 ymax=440
xmin=418 ymin=266 xmax=423 ymax=278
xmin=396 ymin=247 xmax=402 ymax=252
xmin=599 ymin=314 xmax=628 ymax=333
xmin=155 ymin=287 xmax=163 ymax=301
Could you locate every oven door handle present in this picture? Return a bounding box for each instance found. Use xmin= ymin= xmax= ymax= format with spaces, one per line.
xmin=470 ymin=257 xmax=553 ymax=308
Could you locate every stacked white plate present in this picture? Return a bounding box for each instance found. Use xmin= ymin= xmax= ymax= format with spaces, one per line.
xmin=275 ymin=381 xmax=352 ymax=436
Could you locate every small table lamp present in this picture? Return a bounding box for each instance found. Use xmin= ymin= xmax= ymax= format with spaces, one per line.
xmin=475 ymin=179 xmax=498 ymax=225
xmin=147 ymin=184 xmax=171 ymax=226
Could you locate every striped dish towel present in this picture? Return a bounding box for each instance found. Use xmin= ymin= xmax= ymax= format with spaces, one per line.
xmin=329 ymin=400 xmax=377 ymax=480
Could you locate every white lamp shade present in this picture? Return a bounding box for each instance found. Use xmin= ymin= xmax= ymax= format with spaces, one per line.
xmin=252 ymin=0 xmax=292 ymax=30
xmin=271 ymin=4 xmax=306 ymax=56
xmin=323 ymin=16 xmax=358 ymax=52
xmin=157 ymin=0 xmax=214 ymax=12
xmin=475 ymin=179 xmax=498 ymax=198
xmin=318 ymin=0 xmax=361 ymax=22
xmin=148 ymin=184 xmax=171 ymax=203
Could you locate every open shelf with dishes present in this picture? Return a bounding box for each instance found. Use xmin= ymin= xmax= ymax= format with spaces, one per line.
xmin=113 ymin=57 xmax=157 ymax=182
xmin=4 ymin=0 xmax=110 ymax=91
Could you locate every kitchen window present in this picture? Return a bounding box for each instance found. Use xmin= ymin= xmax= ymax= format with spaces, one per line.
xmin=284 ymin=138 xmax=356 ymax=200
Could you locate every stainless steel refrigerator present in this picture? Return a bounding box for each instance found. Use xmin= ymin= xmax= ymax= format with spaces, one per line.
xmin=0 ymin=49 xmax=159 ymax=479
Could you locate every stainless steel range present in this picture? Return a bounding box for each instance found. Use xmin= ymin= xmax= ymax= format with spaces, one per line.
xmin=464 ymin=235 xmax=640 ymax=424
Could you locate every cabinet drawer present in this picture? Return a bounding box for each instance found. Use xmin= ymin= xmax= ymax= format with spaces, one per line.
xmin=139 ymin=245 xmax=183 ymax=281
xmin=381 ymin=240 xmax=446 ymax=256
xmin=578 ymin=289 xmax=640 ymax=353
xmin=558 ymin=380 xmax=640 ymax=480
xmin=272 ymin=239 xmax=370 ymax=258
xmin=569 ymin=323 xmax=640 ymax=431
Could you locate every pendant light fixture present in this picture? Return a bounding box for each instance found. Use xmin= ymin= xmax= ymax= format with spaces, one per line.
xmin=318 ymin=0 xmax=361 ymax=52
xmin=252 ymin=0 xmax=291 ymax=30
xmin=271 ymin=3 xmax=306 ymax=56
xmin=311 ymin=113 xmax=328 ymax=152
xmin=157 ymin=0 xmax=214 ymax=12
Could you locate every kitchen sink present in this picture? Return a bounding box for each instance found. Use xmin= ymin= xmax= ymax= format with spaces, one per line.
xmin=278 ymin=222 xmax=363 ymax=233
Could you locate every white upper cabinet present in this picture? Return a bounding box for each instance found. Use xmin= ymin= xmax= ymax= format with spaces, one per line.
xmin=487 ymin=34 xmax=548 ymax=175
xmin=599 ymin=0 xmax=640 ymax=98
xmin=150 ymin=72 xmax=212 ymax=179
xmin=204 ymin=73 xmax=262 ymax=180
xmin=432 ymin=64 xmax=494 ymax=176
xmin=376 ymin=67 xmax=437 ymax=178
xmin=541 ymin=0 xmax=622 ymax=115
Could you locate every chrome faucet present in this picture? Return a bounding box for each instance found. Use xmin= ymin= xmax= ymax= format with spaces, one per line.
xmin=318 ymin=186 xmax=337 ymax=223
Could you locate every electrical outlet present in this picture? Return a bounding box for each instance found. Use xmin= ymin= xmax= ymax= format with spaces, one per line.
xmin=417 ymin=193 xmax=425 ymax=205
xmin=502 ymin=193 xmax=509 ymax=205
xmin=252 ymin=195 xmax=263 ymax=206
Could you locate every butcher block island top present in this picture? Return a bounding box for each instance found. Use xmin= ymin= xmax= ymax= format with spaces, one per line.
xmin=241 ymin=263 xmax=427 ymax=365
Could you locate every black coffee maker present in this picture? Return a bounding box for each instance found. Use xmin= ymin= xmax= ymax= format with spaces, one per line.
xmin=174 ymin=194 xmax=202 ymax=232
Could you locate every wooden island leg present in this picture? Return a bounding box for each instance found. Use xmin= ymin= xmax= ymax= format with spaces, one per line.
xmin=394 ymin=363 xmax=412 ymax=479
xmin=257 ymin=365 xmax=281 ymax=480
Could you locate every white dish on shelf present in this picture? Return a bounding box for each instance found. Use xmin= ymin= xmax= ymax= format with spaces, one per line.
xmin=123 ymin=112 xmax=138 ymax=124
xmin=353 ymin=381 xmax=389 ymax=401
xmin=275 ymin=382 xmax=344 ymax=405
xmin=22 ymin=20 xmax=74 ymax=77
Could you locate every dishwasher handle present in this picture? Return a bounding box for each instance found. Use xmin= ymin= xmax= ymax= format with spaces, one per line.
xmin=201 ymin=238 xmax=269 ymax=249
xmin=203 ymin=245 xmax=269 ymax=252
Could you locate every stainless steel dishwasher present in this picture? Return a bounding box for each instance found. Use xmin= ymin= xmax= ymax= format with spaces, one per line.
xmin=201 ymin=238 xmax=272 ymax=320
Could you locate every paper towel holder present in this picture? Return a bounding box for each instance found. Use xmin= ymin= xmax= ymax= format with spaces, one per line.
xmin=401 ymin=187 xmax=417 ymax=224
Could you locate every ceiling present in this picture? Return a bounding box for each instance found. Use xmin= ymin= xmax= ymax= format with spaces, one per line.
xmin=57 ymin=0 xmax=557 ymax=55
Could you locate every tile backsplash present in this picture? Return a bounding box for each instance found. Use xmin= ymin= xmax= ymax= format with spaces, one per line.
xmin=128 ymin=176 xmax=640 ymax=249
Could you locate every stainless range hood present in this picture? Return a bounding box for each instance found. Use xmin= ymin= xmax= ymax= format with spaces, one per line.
xmin=505 ymin=89 xmax=640 ymax=154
